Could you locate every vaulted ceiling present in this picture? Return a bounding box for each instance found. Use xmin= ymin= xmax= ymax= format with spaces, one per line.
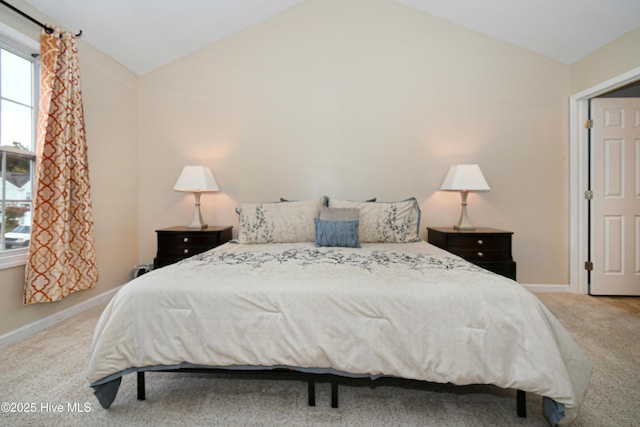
xmin=22 ymin=0 xmax=640 ymax=75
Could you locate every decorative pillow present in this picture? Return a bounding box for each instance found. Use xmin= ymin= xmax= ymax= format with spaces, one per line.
xmin=287 ymin=197 xmax=375 ymax=203
xmin=328 ymin=197 xmax=421 ymax=243
xmin=237 ymin=197 xmax=323 ymax=243
xmin=319 ymin=206 xmax=359 ymax=221
xmin=280 ymin=196 xmax=329 ymax=205
xmin=314 ymin=218 xmax=361 ymax=248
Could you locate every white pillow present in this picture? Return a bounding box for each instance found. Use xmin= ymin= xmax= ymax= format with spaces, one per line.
xmin=237 ymin=197 xmax=324 ymax=243
xmin=328 ymin=197 xmax=421 ymax=243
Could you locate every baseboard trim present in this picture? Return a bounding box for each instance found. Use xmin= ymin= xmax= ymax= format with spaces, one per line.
xmin=523 ymin=283 xmax=573 ymax=293
xmin=0 ymin=285 xmax=122 ymax=349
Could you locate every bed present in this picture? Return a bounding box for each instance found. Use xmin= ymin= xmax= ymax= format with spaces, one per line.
xmin=87 ymin=197 xmax=591 ymax=426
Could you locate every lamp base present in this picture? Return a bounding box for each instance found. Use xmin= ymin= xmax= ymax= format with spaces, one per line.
xmin=453 ymin=190 xmax=476 ymax=231
xmin=187 ymin=224 xmax=208 ymax=230
xmin=187 ymin=192 xmax=208 ymax=230
xmin=453 ymin=224 xmax=476 ymax=231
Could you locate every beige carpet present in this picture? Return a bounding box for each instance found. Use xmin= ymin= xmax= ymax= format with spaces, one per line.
xmin=1 ymin=293 xmax=638 ymax=426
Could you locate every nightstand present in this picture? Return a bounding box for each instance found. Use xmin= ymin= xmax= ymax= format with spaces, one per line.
xmin=154 ymin=226 xmax=233 ymax=268
xmin=427 ymin=227 xmax=517 ymax=280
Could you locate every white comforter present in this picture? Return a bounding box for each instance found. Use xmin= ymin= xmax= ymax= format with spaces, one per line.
xmin=87 ymin=241 xmax=590 ymax=424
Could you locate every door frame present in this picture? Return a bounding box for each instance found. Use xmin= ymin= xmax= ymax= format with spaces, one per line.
xmin=569 ymin=65 xmax=640 ymax=294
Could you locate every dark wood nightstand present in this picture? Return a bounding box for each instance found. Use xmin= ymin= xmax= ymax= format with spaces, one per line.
xmin=427 ymin=227 xmax=516 ymax=280
xmin=154 ymin=226 xmax=233 ymax=268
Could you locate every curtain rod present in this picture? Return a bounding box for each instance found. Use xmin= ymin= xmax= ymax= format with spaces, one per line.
xmin=0 ymin=0 xmax=82 ymax=37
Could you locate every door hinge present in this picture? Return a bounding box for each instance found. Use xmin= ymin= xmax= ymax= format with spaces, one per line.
xmin=584 ymin=119 xmax=593 ymax=129
xmin=585 ymin=261 xmax=593 ymax=271
xmin=584 ymin=190 xmax=593 ymax=200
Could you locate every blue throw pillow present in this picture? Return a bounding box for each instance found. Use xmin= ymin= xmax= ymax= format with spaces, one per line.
xmin=314 ymin=218 xmax=361 ymax=248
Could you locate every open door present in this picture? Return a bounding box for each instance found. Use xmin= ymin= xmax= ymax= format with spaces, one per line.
xmin=589 ymin=98 xmax=640 ymax=295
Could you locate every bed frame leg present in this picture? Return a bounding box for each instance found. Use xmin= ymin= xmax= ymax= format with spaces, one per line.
xmin=517 ymin=389 xmax=526 ymax=418
xmin=308 ymin=376 xmax=316 ymax=406
xmin=331 ymin=379 xmax=339 ymax=408
xmin=137 ymin=371 xmax=146 ymax=401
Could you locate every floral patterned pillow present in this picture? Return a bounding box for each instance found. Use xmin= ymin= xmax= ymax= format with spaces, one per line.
xmin=328 ymin=197 xmax=421 ymax=243
xmin=236 ymin=197 xmax=324 ymax=243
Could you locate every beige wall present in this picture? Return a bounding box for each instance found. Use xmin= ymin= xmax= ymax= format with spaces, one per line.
xmin=571 ymin=26 xmax=640 ymax=94
xmin=0 ymin=1 xmax=139 ymax=337
xmin=139 ymin=0 xmax=571 ymax=284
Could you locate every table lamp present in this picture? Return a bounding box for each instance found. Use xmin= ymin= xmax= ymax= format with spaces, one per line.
xmin=440 ymin=164 xmax=490 ymax=230
xmin=173 ymin=166 xmax=220 ymax=229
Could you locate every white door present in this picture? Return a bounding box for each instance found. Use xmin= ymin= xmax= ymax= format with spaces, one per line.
xmin=590 ymin=98 xmax=640 ymax=295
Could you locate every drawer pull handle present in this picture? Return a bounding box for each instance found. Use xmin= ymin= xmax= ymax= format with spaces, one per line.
xmin=183 ymin=237 xmax=189 ymax=243
xmin=477 ymin=239 xmax=483 ymax=245
xmin=477 ymin=252 xmax=483 ymax=257
xmin=183 ymin=249 xmax=189 ymax=254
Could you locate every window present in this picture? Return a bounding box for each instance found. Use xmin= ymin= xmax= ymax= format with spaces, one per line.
xmin=0 ymin=35 xmax=38 ymax=267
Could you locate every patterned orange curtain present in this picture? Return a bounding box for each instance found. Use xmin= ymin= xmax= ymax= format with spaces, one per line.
xmin=24 ymin=28 xmax=98 ymax=304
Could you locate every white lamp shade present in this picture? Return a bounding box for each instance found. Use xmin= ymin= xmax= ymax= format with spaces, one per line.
xmin=173 ymin=166 xmax=220 ymax=192
xmin=440 ymin=164 xmax=490 ymax=191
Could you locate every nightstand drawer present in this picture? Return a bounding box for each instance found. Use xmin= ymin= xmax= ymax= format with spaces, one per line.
xmin=446 ymin=246 xmax=510 ymax=261
xmin=157 ymin=233 xmax=221 ymax=253
xmin=157 ymin=244 xmax=213 ymax=258
xmin=476 ymin=261 xmax=517 ymax=278
xmin=446 ymin=235 xmax=510 ymax=251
